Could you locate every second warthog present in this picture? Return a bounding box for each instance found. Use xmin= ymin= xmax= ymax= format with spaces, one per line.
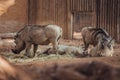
xmin=81 ymin=27 xmax=114 ymax=57
xmin=12 ymin=24 xmax=63 ymax=57
xmin=42 ymin=45 xmax=84 ymax=57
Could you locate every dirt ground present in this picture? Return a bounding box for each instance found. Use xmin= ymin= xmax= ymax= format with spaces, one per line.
xmin=0 ymin=38 xmax=120 ymax=66
xmin=0 ymin=38 xmax=120 ymax=80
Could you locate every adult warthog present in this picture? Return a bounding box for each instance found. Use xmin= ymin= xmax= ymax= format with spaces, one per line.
xmin=81 ymin=27 xmax=114 ymax=57
xmin=12 ymin=25 xmax=63 ymax=57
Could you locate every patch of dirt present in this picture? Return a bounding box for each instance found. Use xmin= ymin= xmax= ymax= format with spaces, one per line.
xmin=0 ymin=39 xmax=120 ymax=80
xmin=1 ymin=56 xmax=120 ymax=80
xmin=0 ymin=39 xmax=120 ymax=63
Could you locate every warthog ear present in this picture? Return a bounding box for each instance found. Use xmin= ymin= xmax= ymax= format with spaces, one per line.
xmin=109 ymin=38 xmax=115 ymax=45
xmin=14 ymin=33 xmax=20 ymax=38
xmin=107 ymin=38 xmax=115 ymax=48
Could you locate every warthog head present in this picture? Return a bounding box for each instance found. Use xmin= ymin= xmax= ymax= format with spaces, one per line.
xmin=12 ymin=34 xmax=26 ymax=54
xmin=96 ymin=37 xmax=114 ymax=56
xmin=100 ymin=38 xmax=114 ymax=56
xmin=90 ymin=38 xmax=114 ymax=57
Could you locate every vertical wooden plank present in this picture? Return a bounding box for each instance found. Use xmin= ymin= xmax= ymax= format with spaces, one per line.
xmin=105 ymin=0 xmax=107 ymax=30
xmin=80 ymin=0 xmax=81 ymax=11
xmin=33 ymin=0 xmax=120 ymax=41
xmin=93 ymin=0 xmax=96 ymax=27
xmin=71 ymin=0 xmax=73 ymax=11
xmin=40 ymin=0 xmax=43 ymax=24
xmin=100 ymin=0 xmax=102 ymax=28
xmin=84 ymin=0 xmax=86 ymax=11
xmin=81 ymin=0 xmax=83 ymax=11
xmin=83 ymin=0 xmax=85 ymax=11
xmin=87 ymin=0 xmax=89 ymax=11
xmin=110 ymin=0 xmax=113 ymax=37
xmin=27 ymin=0 xmax=30 ymax=24
xmin=69 ymin=0 xmax=71 ymax=11
xmin=114 ymin=0 xmax=118 ymax=41
xmin=112 ymin=0 xmax=114 ymax=38
xmin=118 ymin=0 xmax=120 ymax=42
xmin=103 ymin=0 xmax=105 ymax=29
xmin=96 ymin=0 xmax=100 ymax=28
xmin=64 ymin=0 xmax=68 ymax=38
xmin=91 ymin=0 xmax=93 ymax=12
xmin=109 ymin=0 xmax=111 ymax=36
xmin=78 ymin=0 xmax=80 ymax=11
xmin=73 ymin=0 xmax=75 ymax=11
xmin=117 ymin=0 xmax=120 ymax=42
xmin=67 ymin=0 xmax=73 ymax=39
xmin=102 ymin=0 xmax=104 ymax=28
xmin=111 ymin=0 xmax=112 ymax=38
xmin=55 ymin=0 xmax=57 ymax=24
xmin=86 ymin=0 xmax=88 ymax=11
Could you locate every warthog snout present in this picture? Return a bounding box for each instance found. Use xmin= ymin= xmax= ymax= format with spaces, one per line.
xmin=11 ymin=49 xmax=20 ymax=54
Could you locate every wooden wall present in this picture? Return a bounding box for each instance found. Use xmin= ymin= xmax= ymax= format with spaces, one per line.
xmin=28 ymin=0 xmax=96 ymax=39
xmin=96 ymin=0 xmax=120 ymax=43
xmin=70 ymin=0 xmax=120 ymax=42
xmin=28 ymin=0 xmax=68 ymax=38
xmin=0 ymin=0 xmax=119 ymax=42
xmin=70 ymin=0 xmax=95 ymax=12
xmin=70 ymin=0 xmax=96 ymax=39
xmin=25 ymin=0 xmax=120 ymax=42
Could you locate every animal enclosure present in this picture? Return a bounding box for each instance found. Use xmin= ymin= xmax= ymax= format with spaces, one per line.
xmin=0 ymin=1 xmax=120 ymax=80
xmin=0 ymin=0 xmax=119 ymax=42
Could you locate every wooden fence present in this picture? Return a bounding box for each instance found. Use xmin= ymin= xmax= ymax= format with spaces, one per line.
xmin=28 ymin=0 xmax=68 ymax=38
xmin=96 ymin=0 xmax=120 ymax=42
xmin=70 ymin=0 xmax=120 ymax=42
xmin=27 ymin=0 xmax=120 ymax=42
xmin=70 ymin=0 xmax=95 ymax=12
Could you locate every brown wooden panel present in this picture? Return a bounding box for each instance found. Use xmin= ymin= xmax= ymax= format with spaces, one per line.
xmin=70 ymin=0 xmax=95 ymax=12
xmin=73 ymin=12 xmax=94 ymax=32
xmin=35 ymin=0 xmax=68 ymax=38
xmin=27 ymin=0 xmax=120 ymax=42
xmin=96 ymin=0 xmax=119 ymax=42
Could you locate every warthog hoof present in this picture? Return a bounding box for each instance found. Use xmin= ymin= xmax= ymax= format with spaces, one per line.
xmin=24 ymin=53 xmax=35 ymax=58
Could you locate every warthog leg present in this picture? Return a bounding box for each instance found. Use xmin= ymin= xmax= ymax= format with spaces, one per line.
xmin=50 ymin=38 xmax=58 ymax=54
xmin=33 ymin=44 xmax=38 ymax=56
xmin=25 ymin=42 xmax=32 ymax=57
xmin=82 ymin=37 xmax=89 ymax=51
xmin=84 ymin=42 xmax=89 ymax=51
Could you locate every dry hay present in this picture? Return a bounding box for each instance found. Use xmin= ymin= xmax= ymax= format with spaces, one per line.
xmin=0 ymin=43 xmax=85 ymax=64
xmin=1 ymin=51 xmax=75 ymax=64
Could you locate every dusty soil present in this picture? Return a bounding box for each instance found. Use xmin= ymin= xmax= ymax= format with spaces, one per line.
xmin=0 ymin=39 xmax=120 ymax=80
xmin=0 ymin=39 xmax=120 ymax=65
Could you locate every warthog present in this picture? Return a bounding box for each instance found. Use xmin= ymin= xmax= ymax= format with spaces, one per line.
xmin=12 ymin=24 xmax=62 ymax=57
xmin=57 ymin=45 xmax=84 ymax=56
xmin=81 ymin=27 xmax=114 ymax=57
xmin=43 ymin=45 xmax=84 ymax=57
